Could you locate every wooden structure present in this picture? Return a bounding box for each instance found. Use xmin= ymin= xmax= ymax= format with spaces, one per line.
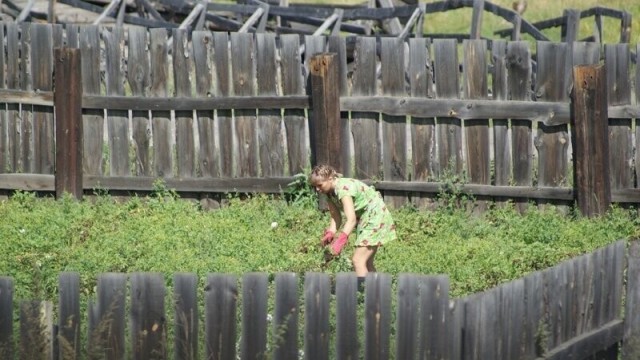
xmin=0 ymin=240 xmax=637 ymax=359
xmin=1 ymin=24 xmax=640 ymax=214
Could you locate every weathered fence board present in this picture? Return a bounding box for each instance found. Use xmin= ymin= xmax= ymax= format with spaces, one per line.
xmin=20 ymin=301 xmax=53 ymax=360
xmin=419 ymin=275 xmax=451 ymax=359
xmin=304 ymin=272 xmax=331 ymax=360
xmin=0 ymin=277 xmax=14 ymax=359
xmin=605 ymin=43 xmax=633 ymax=190
xmin=174 ymin=29 xmax=196 ymax=178
xmin=31 ymin=23 xmax=54 ymax=175
xmin=193 ymin=31 xmax=217 ymax=178
xmin=149 ymin=28 xmax=172 ymax=178
xmin=380 ymin=38 xmax=408 ymax=208
xmin=232 ymin=32 xmax=258 ymax=178
xmin=20 ymin=23 xmax=33 ymax=175
xmin=79 ymin=25 xmax=104 ymax=176
xmin=623 ymin=241 xmax=640 ymax=358
xmin=365 ymin=273 xmax=392 ymax=360
xmin=204 ymin=274 xmax=237 ymax=360
xmin=396 ymin=274 xmax=420 ymax=359
xmin=130 ymin=273 xmax=166 ymax=359
xmin=279 ymin=34 xmax=308 ymax=175
xmin=0 ymin=25 xmax=6 ymax=175
xmin=433 ymin=39 xmax=463 ymax=176
xmin=535 ymin=42 xmax=571 ymax=193
xmin=128 ymin=27 xmax=151 ymax=176
xmin=104 ymin=27 xmax=130 ymax=177
xmin=58 ymin=272 xmax=80 ymax=360
xmin=241 ymin=273 xmax=268 ymax=360
xmin=490 ymin=40 xmax=511 ymax=187
xmin=173 ymin=273 xmax=198 ymax=360
xmin=273 ymin=273 xmax=299 ymax=360
xmin=257 ymin=33 xmax=286 ymax=177
xmin=350 ymin=36 xmax=380 ymax=180
xmin=409 ymin=37 xmax=435 ymax=208
xmin=6 ymin=24 xmax=20 ymax=172
xmin=91 ymin=273 xmax=127 ymax=360
xmin=335 ymin=273 xmax=358 ymax=360
xmin=213 ymin=31 xmax=233 ymax=178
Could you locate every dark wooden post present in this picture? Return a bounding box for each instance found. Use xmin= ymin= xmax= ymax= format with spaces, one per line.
xmin=0 ymin=277 xmax=13 ymax=359
xmin=309 ymin=53 xmax=348 ymax=174
xmin=623 ymin=241 xmax=640 ymax=359
xmin=469 ymin=0 xmax=484 ymax=39
xmin=571 ymin=64 xmax=610 ymax=217
xmin=54 ymin=47 xmax=83 ymax=200
xmin=58 ymin=272 xmax=80 ymax=360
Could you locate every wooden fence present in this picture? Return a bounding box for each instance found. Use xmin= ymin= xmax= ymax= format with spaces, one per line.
xmin=0 ymin=240 xmax=638 ymax=359
xmin=0 ymin=23 xmax=640 ymax=210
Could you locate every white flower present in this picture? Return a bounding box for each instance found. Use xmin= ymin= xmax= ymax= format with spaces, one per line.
xmin=271 ymin=222 xmax=278 ymax=229
xmin=19 ymin=229 xmax=25 ymax=234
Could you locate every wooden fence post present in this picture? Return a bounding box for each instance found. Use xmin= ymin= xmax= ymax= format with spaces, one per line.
xmin=309 ymin=53 xmax=348 ymax=174
xmin=0 ymin=277 xmax=13 ymax=359
xmin=54 ymin=47 xmax=83 ymax=200
xmin=571 ymin=64 xmax=610 ymax=217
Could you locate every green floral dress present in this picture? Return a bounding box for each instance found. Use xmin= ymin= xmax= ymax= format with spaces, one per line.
xmin=327 ymin=177 xmax=397 ymax=247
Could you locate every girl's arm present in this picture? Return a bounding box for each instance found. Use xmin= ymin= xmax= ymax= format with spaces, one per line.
xmin=327 ymin=199 xmax=342 ymax=232
xmin=339 ymin=196 xmax=357 ymax=235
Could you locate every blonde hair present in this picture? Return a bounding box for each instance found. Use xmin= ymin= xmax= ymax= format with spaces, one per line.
xmin=309 ymin=164 xmax=342 ymax=181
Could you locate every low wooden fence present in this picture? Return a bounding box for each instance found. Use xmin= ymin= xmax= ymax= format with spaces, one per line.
xmin=0 ymin=240 xmax=639 ymax=359
xmin=1 ymin=23 xmax=640 ymax=212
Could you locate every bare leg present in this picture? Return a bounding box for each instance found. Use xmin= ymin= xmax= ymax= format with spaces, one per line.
xmin=352 ymin=246 xmax=377 ymax=277
xmin=366 ymin=246 xmax=378 ymax=272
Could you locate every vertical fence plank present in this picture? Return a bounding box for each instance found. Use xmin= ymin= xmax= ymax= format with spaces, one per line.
xmin=350 ymin=36 xmax=380 ymax=180
xmin=6 ymin=23 xmax=20 ymax=172
xmin=462 ymin=39 xmax=490 ymax=212
xmin=66 ymin=25 xmax=79 ymax=48
xmin=419 ymin=275 xmax=450 ymax=359
xmin=174 ymin=273 xmax=198 ymax=360
xmin=20 ymin=301 xmax=53 ymax=360
xmin=449 ymin=299 xmax=464 ymax=360
xmin=0 ymin=24 xmax=5 ymax=175
xmin=545 ymin=264 xmax=567 ymax=351
xmin=90 ymin=273 xmax=127 ymax=360
xmin=535 ymin=42 xmax=571 ymax=204
xmin=591 ymin=247 xmax=605 ymax=330
xmin=20 ymin=23 xmax=33 ymax=174
xmin=433 ymin=39 xmax=462 ymax=177
xmin=256 ymin=33 xmax=285 ymax=177
xmin=231 ymin=32 xmax=258 ymax=178
xmin=523 ymin=271 xmax=544 ymax=358
xmin=364 ymin=273 xmax=391 ymax=360
xmin=149 ymin=28 xmax=172 ymax=178
xmin=104 ymin=27 xmax=129 ymax=176
xmin=396 ymin=274 xmax=420 ymax=360
xmin=500 ymin=278 xmax=525 ymax=360
xmin=0 ymin=277 xmax=14 ymax=359
xmin=304 ymin=272 xmax=330 ymax=360
xmin=611 ymin=240 xmax=625 ymax=323
xmin=328 ymin=35 xmax=351 ymax=177
xmin=205 ymin=274 xmax=237 ymax=360
xmin=605 ymin=44 xmax=633 ymax=191
xmin=409 ymin=37 xmax=435 ymax=208
xmin=279 ymin=34 xmax=308 ymax=175
xmin=491 ymin=40 xmax=511 ymax=188
xmin=58 ymin=272 xmax=80 ymax=360
xmin=130 ymin=273 xmax=166 ymax=360
xmin=575 ymin=250 xmax=595 ymax=335
xmin=463 ymin=289 xmax=499 ymax=360
xmin=213 ymin=32 xmax=233 ymax=178
xmin=30 ymin=23 xmax=54 ymax=175
xmin=335 ymin=273 xmax=358 ymax=360
xmin=193 ymin=30 xmax=218 ymax=178
xmin=623 ymin=241 xmax=640 ymax=358
xmin=507 ymin=41 xmax=533 ymax=211
xmin=380 ymin=38 xmax=407 ymax=208
xmin=79 ymin=25 xmax=104 ymax=176
xmin=173 ymin=29 xmax=196 ymax=178
xmin=636 ymin=45 xmax=640 ymax=187
xmin=128 ymin=27 xmax=151 ymax=176
xmin=273 ymin=273 xmax=298 ymax=360
xmin=54 ymin=47 xmax=83 ymax=200
xmin=241 ymin=273 xmax=268 ymax=360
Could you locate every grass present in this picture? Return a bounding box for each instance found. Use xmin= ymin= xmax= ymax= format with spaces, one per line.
xmin=290 ymin=0 xmax=639 ymax=44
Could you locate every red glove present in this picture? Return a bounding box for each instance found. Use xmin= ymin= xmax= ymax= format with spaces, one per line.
xmin=331 ymin=232 xmax=349 ymax=255
xmin=321 ymin=230 xmax=335 ymax=246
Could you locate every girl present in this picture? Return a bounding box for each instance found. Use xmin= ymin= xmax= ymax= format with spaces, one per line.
xmin=309 ymin=164 xmax=396 ymax=280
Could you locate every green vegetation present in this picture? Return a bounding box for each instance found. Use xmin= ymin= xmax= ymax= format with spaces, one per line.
xmin=0 ymin=184 xmax=638 ymax=303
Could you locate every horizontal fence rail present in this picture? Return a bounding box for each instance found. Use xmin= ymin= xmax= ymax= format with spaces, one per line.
xmin=0 ymin=23 xmax=640 ymax=211
xmin=0 ymin=240 xmax=637 ymax=359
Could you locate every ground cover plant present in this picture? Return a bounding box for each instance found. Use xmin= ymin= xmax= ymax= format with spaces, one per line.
xmin=1 ymin=185 xmax=638 ymax=302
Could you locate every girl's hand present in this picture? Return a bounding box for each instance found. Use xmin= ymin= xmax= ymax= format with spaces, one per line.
xmin=330 ymin=232 xmax=349 ymax=255
xmin=321 ymin=230 xmax=335 ymax=246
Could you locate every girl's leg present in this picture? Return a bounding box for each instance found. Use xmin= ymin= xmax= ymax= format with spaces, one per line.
xmin=366 ymin=246 xmax=378 ymax=272
xmin=352 ymin=246 xmax=376 ymax=277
